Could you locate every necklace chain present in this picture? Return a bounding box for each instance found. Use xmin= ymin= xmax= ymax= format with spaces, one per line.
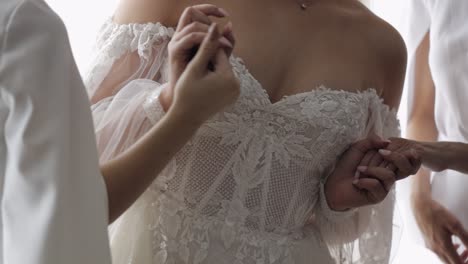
xmin=296 ymin=0 xmax=313 ymax=10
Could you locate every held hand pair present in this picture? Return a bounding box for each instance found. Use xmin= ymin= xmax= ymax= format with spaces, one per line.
xmin=326 ymin=137 xmax=421 ymax=211
xmin=160 ymin=4 xmax=239 ymax=125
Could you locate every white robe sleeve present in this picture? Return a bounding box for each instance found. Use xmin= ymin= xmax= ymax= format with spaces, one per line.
xmin=0 ymin=1 xmax=111 ymax=263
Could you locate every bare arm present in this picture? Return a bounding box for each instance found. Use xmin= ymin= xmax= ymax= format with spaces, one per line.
xmin=407 ymin=31 xmax=437 ymax=202
xmin=101 ymin=109 xmax=200 ymax=222
xmin=113 ymin=0 xmax=186 ymax=26
xmin=100 ymin=17 xmax=239 ymax=223
xmin=405 ymin=31 xmax=468 ymax=264
xmin=416 ymin=141 xmax=468 ymax=174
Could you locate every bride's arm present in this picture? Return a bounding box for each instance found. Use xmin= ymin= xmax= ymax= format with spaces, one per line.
xmin=88 ymin=0 xmax=181 ymax=104
xmin=313 ymin=19 xmax=408 ymax=261
xmin=113 ymin=0 xmax=183 ymax=26
xmin=99 ymin=19 xmax=239 ymax=223
xmin=325 ymin=18 xmax=408 ymax=212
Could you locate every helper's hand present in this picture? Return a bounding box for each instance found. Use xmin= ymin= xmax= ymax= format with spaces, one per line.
xmin=357 ymin=137 xmax=421 ymax=181
xmin=413 ymin=195 xmax=468 ymax=264
xmin=385 ymin=137 xmax=453 ymax=172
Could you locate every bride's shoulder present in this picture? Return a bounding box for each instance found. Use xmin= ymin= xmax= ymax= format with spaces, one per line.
xmin=113 ymin=0 xmax=196 ymax=27
xmin=347 ymin=3 xmax=407 ymax=107
xmin=367 ymin=16 xmax=407 ymax=108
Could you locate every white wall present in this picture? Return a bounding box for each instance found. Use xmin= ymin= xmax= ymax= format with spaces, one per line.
xmin=45 ymin=0 xmax=119 ymax=72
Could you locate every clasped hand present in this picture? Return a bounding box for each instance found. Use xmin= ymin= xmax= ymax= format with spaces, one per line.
xmin=325 ymin=136 xmax=421 ymax=211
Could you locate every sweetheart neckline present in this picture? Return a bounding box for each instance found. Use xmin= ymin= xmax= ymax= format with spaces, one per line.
xmin=107 ymin=19 xmax=396 ymax=113
xmin=229 ymin=56 xmax=396 ymax=114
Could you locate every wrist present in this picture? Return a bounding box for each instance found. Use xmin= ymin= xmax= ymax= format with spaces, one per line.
xmin=324 ymin=178 xmax=350 ymax=211
xmin=165 ymin=106 xmax=204 ymax=132
xmin=411 ymin=188 xmax=432 ymax=209
xmin=159 ymin=84 xmax=173 ymax=112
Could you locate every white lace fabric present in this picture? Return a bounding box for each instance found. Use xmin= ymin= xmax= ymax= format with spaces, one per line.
xmin=85 ymin=20 xmax=400 ymax=264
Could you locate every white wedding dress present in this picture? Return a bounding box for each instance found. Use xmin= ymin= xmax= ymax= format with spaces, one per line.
xmin=85 ymin=20 xmax=400 ymax=264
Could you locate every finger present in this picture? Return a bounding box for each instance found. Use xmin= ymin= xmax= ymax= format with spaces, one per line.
xmin=174 ymin=21 xmax=210 ymax=41
xmin=190 ymin=23 xmax=221 ymax=73
xmin=386 ymin=163 xmax=397 ymax=172
xmin=379 ymin=149 xmax=415 ymax=179
xmin=177 ymin=7 xmax=210 ymax=32
xmin=448 ymin=222 xmax=468 ymax=253
xmin=175 ymin=27 xmax=233 ymax=50
xmin=176 ymin=5 xmax=228 ymax=32
xmin=211 ymin=47 xmax=232 ymax=73
xmin=174 ymin=31 xmax=233 ymax=56
xmin=175 ymin=20 xmax=234 ymax=49
xmin=358 ymin=166 xmax=396 ymax=193
xmin=353 ymin=177 xmax=387 ymax=204
xmin=222 ymin=21 xmax=235 ymax=56
xmin=356 ymin=151 xmax=377 ymax=179
xmin=351 ymin=137 xmax=390 ymax=154
xmin=461 ymin=250 xmax=468 ymax=263
xmin=369 ymin=153 xmax=384 ymax=167
xmin=379 ymin=160 xmax=389 ymax=168
xmin=360 ymin=151 xmax=377 ymax=167
xmin=192 ymin=4 xmax=229 ymax=17
xmin=409 ymin=148 xmax=423 ymax=173
xmin=456 ymin=247 xmax=468 ymax=263
xmin=443 ymin=238 xmax=463 ymax=264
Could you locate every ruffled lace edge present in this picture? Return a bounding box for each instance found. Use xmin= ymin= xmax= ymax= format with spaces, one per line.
xmin=95 ymin=18 xmax=175 ymax=60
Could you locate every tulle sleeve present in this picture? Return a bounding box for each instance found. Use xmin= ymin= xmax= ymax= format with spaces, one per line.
xmin=315 ymin=92 xmax=401 ymax=264
xmin=84 ymin=19 xmax=174 ymax=160
xmin=83 ymin=20 xmax=175 ymax=264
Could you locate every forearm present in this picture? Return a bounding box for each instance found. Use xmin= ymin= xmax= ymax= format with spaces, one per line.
xmin=100 ymin=108 xmax=200 ymax=223
xmin=419 ymin=141 xmax=468 ymax=174
xmin=407 ymin=118 xmax=437 ymax=201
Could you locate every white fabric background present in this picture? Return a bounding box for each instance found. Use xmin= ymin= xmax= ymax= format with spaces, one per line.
xmin=44 ymin=0 xmax=440 ymax=263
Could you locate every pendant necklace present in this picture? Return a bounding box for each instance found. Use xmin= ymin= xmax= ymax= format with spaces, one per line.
xmin=296 ymin=0 xmax=316 ymax=10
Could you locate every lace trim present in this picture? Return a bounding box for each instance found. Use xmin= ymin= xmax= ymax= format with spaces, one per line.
xmin=142 ymin=81 xmax=167 ymax=125
xmin=97 ymin=19 xmax=174 ymax=60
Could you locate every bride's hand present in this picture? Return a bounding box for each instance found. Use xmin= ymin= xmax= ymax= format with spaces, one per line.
xmin=168 ymin=23 xmax=240 ymax=125
xmin=161 ymin=4 xmax=235 ymax=111
xmin=325 ymin=137 xmax=396 ymax=210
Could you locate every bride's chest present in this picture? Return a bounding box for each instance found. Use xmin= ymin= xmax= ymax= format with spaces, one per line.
xmin=194 ymin=58 xmax=373 ymax=167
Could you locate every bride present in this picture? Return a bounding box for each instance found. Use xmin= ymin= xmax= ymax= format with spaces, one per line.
xmin=85 ymin=0 xmax=411 ymax=263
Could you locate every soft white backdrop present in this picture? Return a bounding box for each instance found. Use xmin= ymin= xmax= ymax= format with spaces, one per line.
xmin=44 ymin=0 xmax=440 ymax=263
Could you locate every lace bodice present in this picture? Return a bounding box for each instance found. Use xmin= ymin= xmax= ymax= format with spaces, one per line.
xmin=86 ymin=20 xmax=400 ymax=264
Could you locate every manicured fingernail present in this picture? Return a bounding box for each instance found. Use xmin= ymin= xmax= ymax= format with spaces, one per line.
xmin=358 ymin=166 xmax=367 ymax=172
xmin=354 ymin=171 xmax=360 ymax=179
xmin=379 ymin=149 xmax=391 ymax=155
xmin=219 ymin=8 xmax=229 ymax=16
xmin=384 ymin=139 xmax=391 ymax=143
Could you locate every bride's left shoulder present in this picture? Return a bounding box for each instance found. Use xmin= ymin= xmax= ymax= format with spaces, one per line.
xmin=356 ymin=6 xmax=407 ymax=107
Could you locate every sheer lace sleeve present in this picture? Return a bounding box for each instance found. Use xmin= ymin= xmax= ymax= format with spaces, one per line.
xmin=84 ymin=20 xmax=174 ymax=102
xmin=84 ymin=20 xmax=174 ymax=161
xmin=315 ymin=93 xmax=400 ymax=264
xmin=84 ymin=21 xmax=175 ymax=264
